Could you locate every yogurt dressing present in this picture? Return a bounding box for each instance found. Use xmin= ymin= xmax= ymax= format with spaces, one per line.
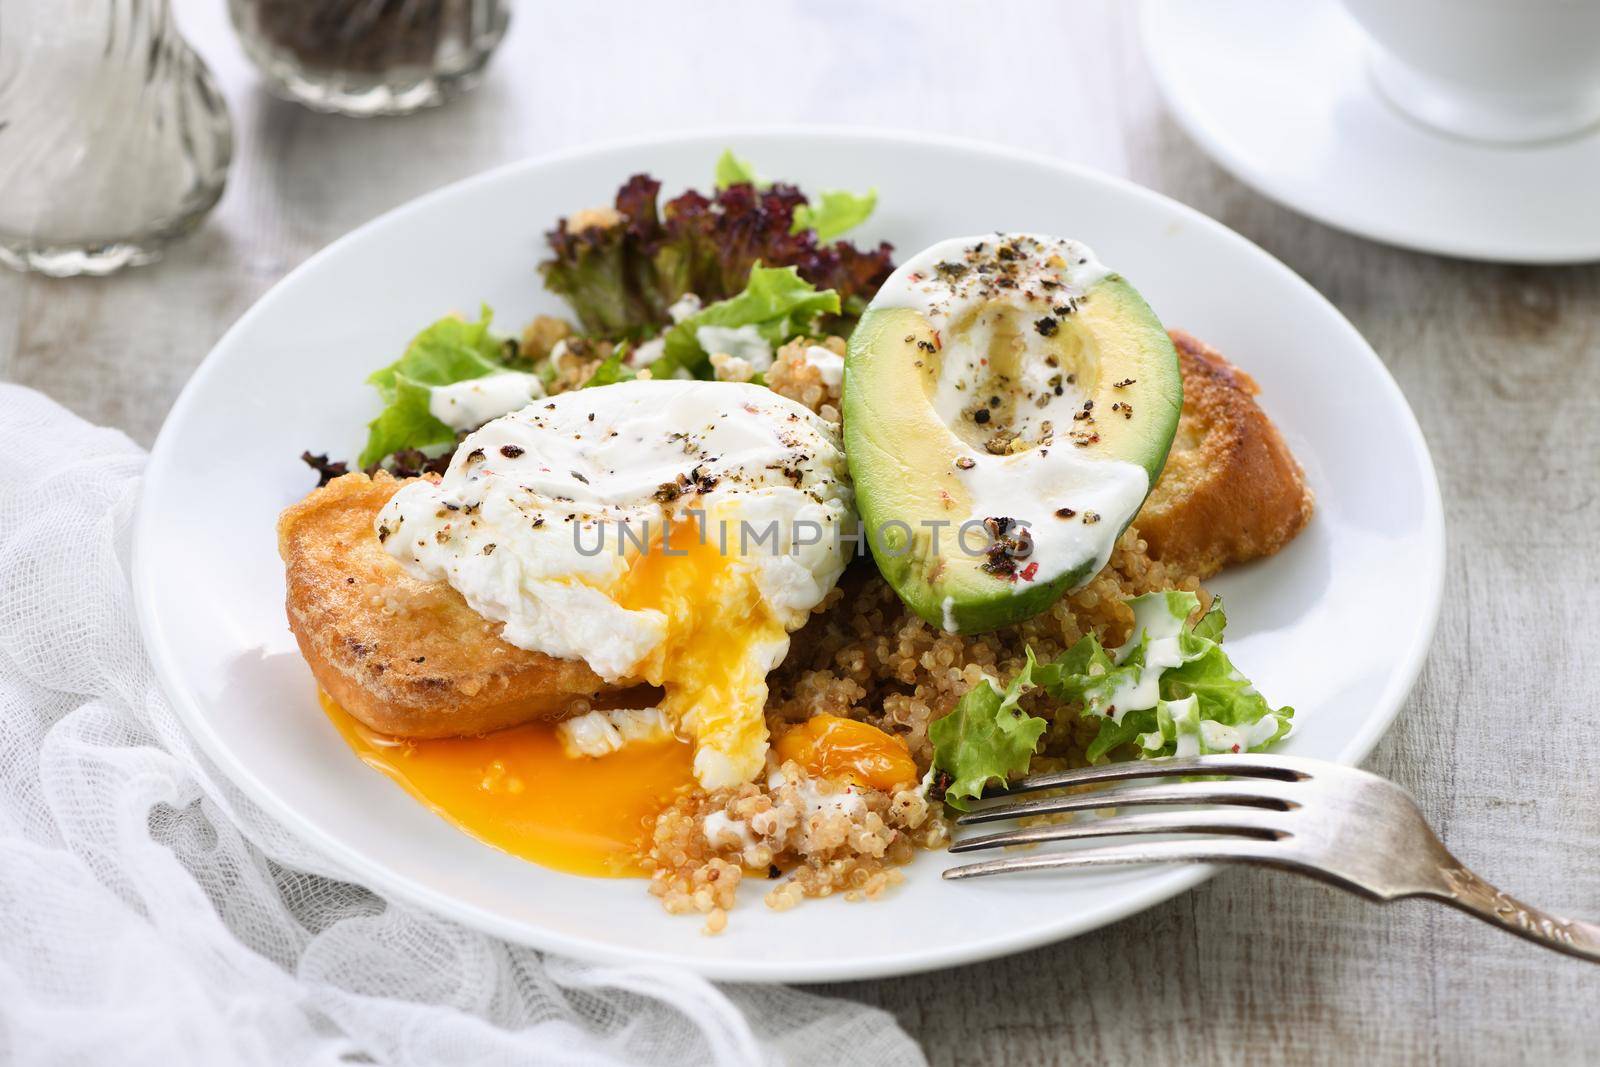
xmin=802 ymin=344 xmax=844 ymax=387
xmin=1142 ymin=695 xmax=1282 ymax=757
xmin=696 ymin=324 xmax=774 ymax=371
xmin=1199 ymin=715 xmax=1281 ymax=754
xmin=1100 ymin=593 xmax=1191 ymax=723
xmin=428 ymin=371 xmax=545 ymax=432
xmin=703 ymin=810 xmax=758 ymax=850
xmin=629 ymin=337 xmax=666 ymax=367
xmin=667 ymin=293 xmax=703 ymax=323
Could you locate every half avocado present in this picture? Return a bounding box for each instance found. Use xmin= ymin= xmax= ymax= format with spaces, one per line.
xmin=843 ymin=233 xmax=1181 ymax=634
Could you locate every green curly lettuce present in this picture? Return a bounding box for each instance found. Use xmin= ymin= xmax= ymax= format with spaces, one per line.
xmin=928 ymin=652 xmax=1048 ymax=811
xmin=574 ymin=266 xmax=837 ymax=386
xmin=580 ymin=341 xmax=635 ymax=388
xmin=656 ymin=264 xmax=840 ymax=379
xmin=792 ymin=188 xmax=878 ymax=241
xmin=358 ymin=307 xmax=519 ymax=468
xmin=923 ymin=594 xmax=1292 ymax=809
xmin=714 ymin=149 xmax=760 ymax=189
xmin=1034 ymin=592 xmax=1293 ymax=763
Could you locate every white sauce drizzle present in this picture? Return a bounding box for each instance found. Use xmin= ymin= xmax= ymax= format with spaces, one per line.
xmin=1141 ymin=696 xmax=1282 ymax=756
xmin=1200 ymin=715 xmax=1281 ymax=754
xmin=1101 ymin=594 xmax=1190 ymax=723
xmin=802 ymin=345 xmax=844 ymax=387
xmin=703 ymin=811 xmax=757 ymax=850
xmin=667 ymin=293 xmax=703 ymax=323
xmin=696 ymin=324 xmax=774 ymax=372
xmin=629 ymin=337 xmax=666 ymax=367
xmin=428 ymin=371 xmax=545 ymax=431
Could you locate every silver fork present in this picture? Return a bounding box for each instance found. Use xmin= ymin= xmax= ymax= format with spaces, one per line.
xmin=943 ymin=753 xmax=1600 ymax=962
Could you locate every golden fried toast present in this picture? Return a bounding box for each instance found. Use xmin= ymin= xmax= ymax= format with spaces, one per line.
xmin=1137 ymin=330 xmax=1315 ymax=579
xmin=278 ymin=472 xmax=610 ymax=738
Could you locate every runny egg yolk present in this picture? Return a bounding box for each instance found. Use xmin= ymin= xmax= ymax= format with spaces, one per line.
xmin=317 ymin=513 xmax=788 ymax=877
xmin=774 ymin=714 xmax=920 ymax=791
xmin=614 ymin=512 xmax=788 ymax=788
xmin=321 ymin=691 xmax=694 ymax=877
xmin=321 ymin=513 xmax=875 ymax=877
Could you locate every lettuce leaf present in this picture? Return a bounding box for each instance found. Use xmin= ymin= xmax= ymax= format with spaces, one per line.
xmin=923 ymin=595 xmax=1290 ymax=807
xmin=657 ymin=265 xmax=840 ymax=379
xmin=359 ymin=377 xmax=452 ymax=471
xmin=929 ymin=652 xmax=1048 ymax=811
xmin=1037 ymin=593 xmax=1292 ymax=763
xmin=358 ymin=307 xmax=512 ymax=468
xmin=580 ymin=341 xmax=635 ymax=388
xmin=792 ymin=188 xmax=878 ymax=240
xmin=715 ymin=149 xmax=760 ymax=189
xmin=712 ymin=149 xmax=876 ymax=240
xmin=540 ymin=173 xmax=893 ymax=341
xmin=1190 ymin=596 xmax=1227 ymax=643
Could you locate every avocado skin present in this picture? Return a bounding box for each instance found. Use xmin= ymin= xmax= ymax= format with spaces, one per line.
xmin=843 ymin=279 xmax=1181 ymax=635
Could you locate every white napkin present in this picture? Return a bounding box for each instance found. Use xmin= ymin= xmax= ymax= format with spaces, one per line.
xmin=0 ymin=383 xmax=923 ymax=1067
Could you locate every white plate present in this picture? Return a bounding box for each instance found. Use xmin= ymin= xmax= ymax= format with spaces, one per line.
xmin=132 ymin=128 xmax=1444 ymax=983
xmin=1141 ymin=0 xmax=1600 ymax=264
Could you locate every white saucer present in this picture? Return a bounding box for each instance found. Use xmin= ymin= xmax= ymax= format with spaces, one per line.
xmin=1141 ymin=0 xmax=1600 ymax=263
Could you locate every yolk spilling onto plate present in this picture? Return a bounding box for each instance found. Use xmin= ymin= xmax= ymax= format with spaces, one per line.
xmin=775 ymin=714 xmax=919 ymax=791
xmin=616 ymin=512 xmax=786 ymax=787
xmin=321 ymin=517 xmax=876 ymax=876
xmin=321 ymin=692 xmax=694 ymax=877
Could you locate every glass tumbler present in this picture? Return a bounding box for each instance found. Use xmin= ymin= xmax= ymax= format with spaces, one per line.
xmin=228 ymin=0 xmax=510 ymax=116
xmin=0 ymin=0 xmax=233 ymax=276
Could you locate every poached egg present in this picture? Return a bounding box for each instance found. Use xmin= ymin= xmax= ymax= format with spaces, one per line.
xmin=376 ymin=379 xmax=857 ymax=790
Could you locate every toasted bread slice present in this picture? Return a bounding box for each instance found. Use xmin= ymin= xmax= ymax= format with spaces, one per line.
xmin=1136 ymin=330 xmax=1314 ymax=579
xmin=278 ymin=472 xmax=610 ymax=738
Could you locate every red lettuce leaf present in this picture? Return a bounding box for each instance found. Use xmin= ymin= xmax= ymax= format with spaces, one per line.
xmin=540 ymin=173 xmax=894 ymax=340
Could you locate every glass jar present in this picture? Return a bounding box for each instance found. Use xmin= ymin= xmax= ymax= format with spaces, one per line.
xmin=0 ymin=0 xmax=233 ymax=276
xmin=228 ymin=0 xmax=510 ymax=117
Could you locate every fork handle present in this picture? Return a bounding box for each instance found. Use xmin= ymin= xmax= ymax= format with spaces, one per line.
xmin=1421 ymin=863 xmax=1600 ymax=963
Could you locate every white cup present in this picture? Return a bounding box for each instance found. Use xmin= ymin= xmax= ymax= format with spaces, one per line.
xmin=1339 ymin=0 xmax=1600 ymax=144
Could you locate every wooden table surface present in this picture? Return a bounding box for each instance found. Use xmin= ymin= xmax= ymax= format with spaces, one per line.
xmin=5 ymin=2 xmax=1597 ymax=1063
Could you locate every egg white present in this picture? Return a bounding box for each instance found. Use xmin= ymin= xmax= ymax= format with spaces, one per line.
xmin=378 ymin=379 xmax=857 ymax=787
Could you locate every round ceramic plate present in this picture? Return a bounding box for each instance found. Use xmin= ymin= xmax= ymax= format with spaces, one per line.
xmin=1141 ymin=0 xmax=1600 ymax=264
xmin=133 ymin=128 xmax=1444 ymax=983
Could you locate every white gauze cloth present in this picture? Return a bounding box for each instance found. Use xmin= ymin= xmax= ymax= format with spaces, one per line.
xmin=0 ymin=384 xmax=923 ymax=1067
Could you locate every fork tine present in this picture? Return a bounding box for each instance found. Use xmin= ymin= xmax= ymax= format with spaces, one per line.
xmin=993 ymin=753 xmax=1312 ymax=798
xmin=956 ymin=779 xmax=1298 ymax=826
xmin=943 ymin=836 xmax=1284 ymax=880
xmin=948 ymin=808 xmax=1289 ymax=853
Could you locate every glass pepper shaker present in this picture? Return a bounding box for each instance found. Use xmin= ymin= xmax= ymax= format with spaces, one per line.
xmin=0 ymin=0 xmax=233 ymax=276
xmin=228 ymin=0 xmax=511 ymax=117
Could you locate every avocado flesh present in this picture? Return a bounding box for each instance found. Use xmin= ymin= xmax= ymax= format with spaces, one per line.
xmin=843 ymin=274 xmax=1181 ymax=634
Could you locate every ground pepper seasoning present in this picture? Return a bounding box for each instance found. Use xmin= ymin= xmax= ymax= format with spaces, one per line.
xmin=230 ymin=0 xmax=509 ymax=116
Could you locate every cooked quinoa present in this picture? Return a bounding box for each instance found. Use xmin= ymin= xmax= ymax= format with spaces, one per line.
xmin=642 ymin=529 xmax=1204 ymax=932
xmin=763 ymin=335 xmax=844 ymax=425
xmin=647 ymin=761 xmax=946 ymax=934
xmin=523 ymin=319 xmax=1207 ymax=931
